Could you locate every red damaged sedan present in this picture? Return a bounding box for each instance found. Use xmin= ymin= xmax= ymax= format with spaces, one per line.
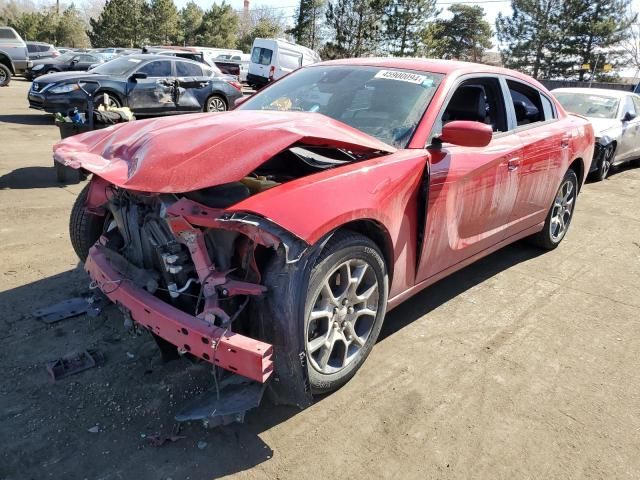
xmin=54 ymin=58 xmax=594 ymax=410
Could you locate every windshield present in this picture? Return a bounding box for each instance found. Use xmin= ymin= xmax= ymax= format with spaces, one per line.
xmin=554 ymin=92 xmax=620 ymax=119
xmin=238 ymin=66 xmax=443 ymax=148
xmin=90 ymin=56 xmax=144 ymax=76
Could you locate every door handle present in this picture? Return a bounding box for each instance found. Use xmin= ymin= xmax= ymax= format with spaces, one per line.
xmin=507 ymin=158 xmax=521 ymax=171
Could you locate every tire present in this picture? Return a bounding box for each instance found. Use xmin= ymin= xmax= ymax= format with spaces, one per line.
xmin=304 ymin=231 xmax=388 ymax=394
xmin=205 ymin=95 xmax=227 ymax=112
xmin=530 ymin=169 xmax=579 ymax=250
xmin=594 ymin=144 xmax=615 ymax=181
xmin=69 ymin=183 xmax=108 ymax=262
xmin=0 ymin=63 xmax=10 ymax=87
xmin=55 ymin=162 xmax=81 ymax=184
xmin=94 ymin=92 xmax=121 ymax=109
xmin=45 ymin=69 xmax=58 ymax=75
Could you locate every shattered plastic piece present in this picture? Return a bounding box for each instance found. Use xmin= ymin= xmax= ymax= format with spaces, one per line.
xmin=33 ymin=296 xmax=104 ymax=324
xmin=175 ymin=375 xmax=265 ymax=427
xmin=197 ymin=441 xmax=207 ymax=449
xmin=46 ymin=349 xmax=104 ymax=381
xmin=146 ymin=433 xmax=186 ymax=447
xmin=88 ymin=426 xmax=100 ymax=433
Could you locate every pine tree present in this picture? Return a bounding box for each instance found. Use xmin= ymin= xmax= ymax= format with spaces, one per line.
xmin=384 ymin=0 xmax=436 ymax=56
xmin=180 ymin=1 xmax=204 ymax=46
xmin=322 ymin=0 xmax=387 ymax=59
xmin=88 ymin=0 xmax=150 ymax=47
xmin=197 ymin=2 xmax=238 ymax=48
xmin=560 ymin=0 xmax=635 ymax=80
xmin=289 ymin=0 xmax=324 ymax=49
xmin=495 ymin=0 xmax=563 ymax=79
xmin=149 ymin=0 xmax=179 ymax=45
xmin=57 ymin=5 xmax=90 ymax=47
xmin=423 ymin=4 xmax=492 ymax=62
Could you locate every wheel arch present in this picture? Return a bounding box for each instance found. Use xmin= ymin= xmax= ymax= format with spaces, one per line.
xmin=0 ymin=52 xmax=14 ymax=72
xmin=95 ymin=88 xmax=123 ymax=106
xmin=568 ymin=157 xmax=585 ymax=191
xmin=329 ymin=219 xmax=395 ymax=285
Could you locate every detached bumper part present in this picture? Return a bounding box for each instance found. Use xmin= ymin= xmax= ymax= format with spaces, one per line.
xmin=85 ymin=246 xmax=274 ymax=383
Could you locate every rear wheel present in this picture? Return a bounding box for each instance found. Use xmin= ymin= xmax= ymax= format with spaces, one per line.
xmin=69 ymin=184 xmax=108 ymax=262
xmin=304 ymin=231 xmax=388 ymax=394
xmin=530 ymin=169 xmax=578 ymax=250
xmin=0 ymin=64 xmax=10 ymax=87
xmin=205 ymin=95 xmax=227 ymax=112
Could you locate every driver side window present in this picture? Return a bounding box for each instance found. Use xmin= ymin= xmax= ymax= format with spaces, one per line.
xmin=137 ymin=60 xmax=172 ymax=78
xmin=440 ymin=77 xmax=508 ymax=134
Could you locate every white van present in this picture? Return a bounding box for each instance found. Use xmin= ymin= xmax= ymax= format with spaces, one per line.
xmin=247 ymin=38 xmax=320 ymax=89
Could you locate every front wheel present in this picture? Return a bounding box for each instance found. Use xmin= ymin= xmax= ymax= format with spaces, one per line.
xmin=94 ymin=92 xmax=121 ymax=109
xmin=530 ymin=169 xmax=578 ymax=250
xmin=595 ymin=144 xmax=615 ymax=181
xmin=205 ymin=95 xmax=227 ymax=112
xmin=0 ymin=63 xmax=10 ymax=87
xmin=69 ymin=183 xmax=109 ymax=262
xmin=304 ymin=231 xmax=388 ymax=394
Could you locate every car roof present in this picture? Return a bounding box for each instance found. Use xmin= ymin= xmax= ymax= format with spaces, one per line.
xmin=317 ymin=57 xmax=545 ymax=88
xmin=551 ymin=87 xmax=634 ymax=98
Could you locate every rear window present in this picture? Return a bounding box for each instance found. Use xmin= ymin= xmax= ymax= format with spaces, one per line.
xmin=251 ymin=47 xmax=273 ymax=66
xmin=0 ymin=28 xmax=19 ymax=40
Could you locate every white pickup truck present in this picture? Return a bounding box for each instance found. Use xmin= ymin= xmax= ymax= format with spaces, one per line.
xmin=0 ymin=26 xmax=32 ymax=86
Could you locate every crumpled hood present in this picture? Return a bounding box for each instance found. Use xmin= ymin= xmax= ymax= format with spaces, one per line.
xmin=53 ymin=110 xmax=396 ymax=193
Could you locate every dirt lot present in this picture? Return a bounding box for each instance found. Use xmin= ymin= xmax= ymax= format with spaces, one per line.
xmin=1 ymin=77 xmax=640 ymax=480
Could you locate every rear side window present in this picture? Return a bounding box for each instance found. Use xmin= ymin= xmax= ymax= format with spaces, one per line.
xmin=251 ymin=47 xmax=273 ymax=66
xmin=138 ymin=60 xmax=172 ymax=77
xmin=27 ymin=44 xmax=37 ymax=52
xmin=541 ymin=95 xmax=556 ymax=120
xmin=0 ymin=28 xmax=19 ymax=40
xmin=507 ymin=80 xmax=544 ymax=126
xmin=631 ymin=96 xmax=640 ymax=115
xmin=176 ymin=61 xmax=202 ymax=77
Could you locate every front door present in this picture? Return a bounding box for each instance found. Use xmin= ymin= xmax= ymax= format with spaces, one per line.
xmin=416 ymin=77 xmax=523 ymax=282
xmin=127 ymin=60 xmax=174 ymax=115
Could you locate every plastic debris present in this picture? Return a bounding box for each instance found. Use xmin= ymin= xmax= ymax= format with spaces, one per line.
xmin=33 ymin=296 xmax=104 ymax=324
xmin=46 ymin=349 xmax=104 ymax=381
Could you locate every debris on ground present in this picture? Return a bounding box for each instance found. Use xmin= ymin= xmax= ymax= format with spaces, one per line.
xmin=46 ymin=349 xmax=104 ymax=381
xmin=146 ymin=433 xmax=187 ymax=447
xmin=88 ymin=425 xmax=100 ymax=433
xmin=33 ymin=295 xmax=104 ymax=324
xmin=197 ymin=441 xmax=208 ymax=449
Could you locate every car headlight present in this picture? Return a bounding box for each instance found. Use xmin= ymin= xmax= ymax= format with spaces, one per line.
xmin=32 ymin=64 xmax=44 ymax=71
xmin=49 ymin=83 xmax=80 ymax=94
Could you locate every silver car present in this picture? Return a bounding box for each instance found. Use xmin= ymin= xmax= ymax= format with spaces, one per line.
xmin=552 ymin=87 xmax=640 ymax=180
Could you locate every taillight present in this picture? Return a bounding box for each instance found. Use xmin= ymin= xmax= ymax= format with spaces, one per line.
xmin=268 ymin=65 xmax=275 ymax=80
xmin=226 ymin=80 xmax=242 ymax=91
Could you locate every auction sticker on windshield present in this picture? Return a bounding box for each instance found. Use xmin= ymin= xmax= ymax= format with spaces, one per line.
xmin=374 ymin=70 xmax=426 ymax=84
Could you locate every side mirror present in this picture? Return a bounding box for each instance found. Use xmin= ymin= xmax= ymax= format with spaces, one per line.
xmin=438 ymin=120 xmax=493 ymax=148
xmin=130 ymin=72 xmax=148 ymax=81
xmin=70 ymin=58 xmax=79 ymax=64
xmin=623 ymin=111 xmax=637 ymax=122
xmin=234 ymin=96 xmax=249 ymax=108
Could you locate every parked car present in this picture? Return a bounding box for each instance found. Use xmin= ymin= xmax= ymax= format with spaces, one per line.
xmin=247 ymin=38 xmax=320 ymax=89
xmin=27 ymin=51 xmax=105 ymax=80
xmin=26 ymin=41 xmax=59 ymax=61
xmin=53 ymin=59 xmax=594 ymax=408
xmin=552 ymin=87 xmax=640 ymax=180
xmin=0 ymin=26 xmax=31 ymax=86
xmin=28 ymin=54 xmax=242 ymax=115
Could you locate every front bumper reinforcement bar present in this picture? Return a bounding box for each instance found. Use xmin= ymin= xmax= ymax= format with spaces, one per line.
xmin=85 ymin=246 xmax=274 ymax=383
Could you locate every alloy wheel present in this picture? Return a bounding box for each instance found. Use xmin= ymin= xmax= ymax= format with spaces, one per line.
xmin=306 ymin=258 xmax=379 ymax=374
xmin=207 ymin=96 xmax=226 ymax=112
xmin=600 ymin=146 xmax=614 ymax=179
xmin=550 ymin=178 xmax=576 ymax=243
xmin=0 ymin=69 xmax=6 ymax=84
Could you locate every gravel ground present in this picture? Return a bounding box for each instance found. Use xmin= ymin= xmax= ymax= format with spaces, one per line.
xmin=1 ymin=78 xmax=640 ymax=480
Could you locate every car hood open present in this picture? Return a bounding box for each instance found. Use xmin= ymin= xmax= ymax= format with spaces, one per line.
xmin=53 ymin=111 xmax=396 ymax=193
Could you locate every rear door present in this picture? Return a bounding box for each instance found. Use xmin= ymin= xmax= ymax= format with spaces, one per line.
xmin=127 ymin=60 xmax=174 ymax=115
xmin=174 ymin=60 xmax=210 ymax=112
xmin=503 ymin=78 xmax=565 ymax=233
xmin=249 ymin=45 xmax=273 ymax=80
xmin=417 ymin=75 xmax=523 ymax=281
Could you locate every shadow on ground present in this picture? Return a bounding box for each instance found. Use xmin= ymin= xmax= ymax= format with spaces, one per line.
xmin=0 ymin=166 xmax=77 ymax=189
xmin=0 ymin=113 xmax=53 ymax=126
xmin=0 ymin=241 xmax=543 ymax=479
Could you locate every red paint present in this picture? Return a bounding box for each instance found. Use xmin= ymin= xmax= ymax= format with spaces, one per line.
xmin=53 ymin=110 xmax=395 ymax=193
xmin=69 ymin=58 xmax=594 ymax=380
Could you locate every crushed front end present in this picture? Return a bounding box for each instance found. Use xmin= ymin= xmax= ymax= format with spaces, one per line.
xmin=82 ymin=176 xmax=302 ymax=385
